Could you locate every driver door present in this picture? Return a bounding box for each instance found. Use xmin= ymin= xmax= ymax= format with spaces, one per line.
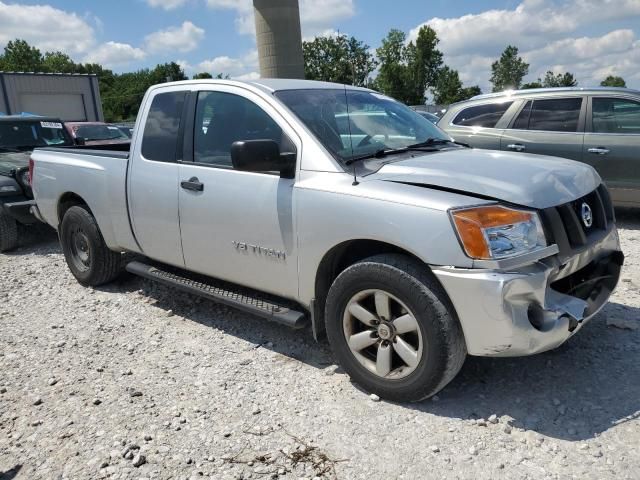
xmin=177 ymin=86 xmax=301 ymax=299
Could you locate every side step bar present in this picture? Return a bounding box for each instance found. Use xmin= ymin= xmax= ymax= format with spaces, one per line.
xmin=126 ymin=261 xmax=308 ymax=329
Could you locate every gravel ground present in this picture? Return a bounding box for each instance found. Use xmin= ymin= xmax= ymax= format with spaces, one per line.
xmin=1 ymin=210 xmax=639 ymax=480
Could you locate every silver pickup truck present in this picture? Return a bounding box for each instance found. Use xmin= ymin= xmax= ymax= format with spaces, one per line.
xmin=31 ymin=79 xmax=624 ymax=402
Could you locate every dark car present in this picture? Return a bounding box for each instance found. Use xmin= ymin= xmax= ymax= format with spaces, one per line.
xmin=0 ymin=115 xmax=74 ymax=251
xmin=65 ymin=121 xmax=131 ymax=146
xmin=438 ymin=87 xmax=640 ymax=207
xmin=113 ymin=124 xmax=134 ymax=138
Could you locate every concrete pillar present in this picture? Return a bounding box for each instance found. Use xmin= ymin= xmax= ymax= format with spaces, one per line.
xmin=253 ymin=0 xmax=305 ymax=79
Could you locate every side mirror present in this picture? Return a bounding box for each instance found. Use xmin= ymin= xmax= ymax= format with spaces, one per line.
xmin=75 ymin=137 xmax=86 ymax=146
xmin=230 ymin=139 xmax=295 ymax=178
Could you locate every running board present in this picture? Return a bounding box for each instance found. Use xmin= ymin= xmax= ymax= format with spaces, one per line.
xmin=126 ymin=261 xmax=307 ymax=329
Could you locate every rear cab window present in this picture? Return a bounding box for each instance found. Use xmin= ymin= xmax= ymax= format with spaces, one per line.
xmin=141 ymin=91 xmax=187 ymax=162
xmin=451 ymin=102 xmax=513 ymax=128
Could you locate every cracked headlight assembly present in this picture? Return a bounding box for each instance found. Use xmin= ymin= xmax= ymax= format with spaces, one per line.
xmin=450 ymin=205 xmax=547 ymax=260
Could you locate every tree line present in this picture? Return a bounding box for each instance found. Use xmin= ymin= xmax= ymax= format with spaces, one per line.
xmin=0 ymin=36 xmax=630 ymax=122
xmin=303 ymin=28 xmax=627 ymax=104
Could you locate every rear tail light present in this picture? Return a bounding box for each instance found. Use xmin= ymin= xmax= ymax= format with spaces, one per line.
xmin=28 ymin=157 xmax=34 ymax=186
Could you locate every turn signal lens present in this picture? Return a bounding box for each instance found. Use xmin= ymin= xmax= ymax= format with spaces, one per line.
xmin=450 ymin=205 xmax=546 ymax=260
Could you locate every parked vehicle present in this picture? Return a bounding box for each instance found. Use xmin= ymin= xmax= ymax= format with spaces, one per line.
xmin=65 ymin=122 xmax=130 ymax=146
xmin=113 ymin=124 xmax=134 ymax=138
xmin=416 ymin=111 xmax=440 ymax=124
xmin=0 ymin=115 xmax=73 ymax=251
xmin=31 ymin=80 xmax=623 ymax=401
xmin=438 ymin=87 xmax=640 ymax=207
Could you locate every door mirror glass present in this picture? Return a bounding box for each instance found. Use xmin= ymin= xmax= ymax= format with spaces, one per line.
xmin=230 ymin=139 xmax=295 ymax=178
xmin=74 ymin=137 xmax=86 ymax=146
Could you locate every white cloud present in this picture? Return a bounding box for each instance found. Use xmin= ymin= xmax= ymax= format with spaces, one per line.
xmin=176 ymin=59 xmax=193 ymax=73
xmin=84 ymin=42 xmax=146 ymax=68
xmin=145 ymin=21 xmax=205 ymax=54
xmin=146 ymin=0 xmax=189 ymax=10
xmin=234 ymin=71 xmax=260 ymax=81
xmin=0 ymin=1 xmax=95 ymax=54
xmin=197 ymin=49 xmax=259 ymax=79
xmin=407 ymin=0 xmax=640 ymax=91
xmin=206 ymin=0 xmax=355 ymax=37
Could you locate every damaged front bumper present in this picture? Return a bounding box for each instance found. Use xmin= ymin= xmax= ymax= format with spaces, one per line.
xmin=433 ymin=228 xmax=623 ymax=357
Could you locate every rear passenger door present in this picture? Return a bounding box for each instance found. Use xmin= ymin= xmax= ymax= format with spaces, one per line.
xmin=500 ymin=97 xmax=585 ymax=161
xmin=442 ymin=101 xmax=516 ymax=149
xmin=127 ymin=88 xmax=187 ymax=268
xmin=177 ymin=86 xmax=300 ymax=299
xmin=583 ymin=95 xmax=640 ymax=205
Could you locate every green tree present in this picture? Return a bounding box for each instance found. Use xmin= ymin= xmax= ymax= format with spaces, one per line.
xmin=149 ymin=62 xmax=187 ymax=84
xmin=521 ymin=81 xmax=543 ymax=89
xmin=375 ymin=26 xmax=443 ymax=104
xmin=404 ymin=26 xmax=443 ymax=104
xmin=432 ymin=66 xmax=462 ymax=105
xmin=432 ymin=67 xmax=481 ymax=105
xmin=374 ymin=29 xmax=408 ymax=101
xmin=42 ymin=51 xmax=77 ymax=73
xmin=600 ymin=75 xmax=626 ymax=87
xmin=459 ymin=85 xmax=482 ymax=100
xmin=303 ymin=34 xmax=377 ymax=86
xmin=522 ymin=71 xmax=578 ymax=89
xmin=193 ymin=72 xmax=213 ymax=79
xmin=541 ymin=70 xmax=577 ymax=87
xmin=0 ymin=39 xmax=43 ymax=71
xmin=490 ymin=45 xmax=529 ymax=92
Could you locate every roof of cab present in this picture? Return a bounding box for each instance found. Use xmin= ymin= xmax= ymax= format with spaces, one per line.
xmin=153 ymin=78 xmax=373 ymax=94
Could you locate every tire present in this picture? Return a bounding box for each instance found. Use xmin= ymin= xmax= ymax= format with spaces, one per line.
xmin=59 ymin=205 xmax=123 ymax=286
xmin=0 ymin=210 xmax=19 ymax=252
xmin=325 ymin=254 xmax=466 ymax=402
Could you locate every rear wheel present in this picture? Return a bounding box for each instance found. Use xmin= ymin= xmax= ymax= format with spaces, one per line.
xmin=59 ymin=205 xmax=123 ymax=286
xmin=0 ymin=210 xmax=18 ymax=252
xmin=325 ymin=254 xmax=466 ymax=402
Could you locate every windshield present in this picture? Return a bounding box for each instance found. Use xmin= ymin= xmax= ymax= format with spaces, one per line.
xmin=0 ymin=120 xmax=73 ymax=150
xmin=74 ymin=124 xmax=129 ymax=141
xmin=275 ymin=89 xmax=451 ymax=164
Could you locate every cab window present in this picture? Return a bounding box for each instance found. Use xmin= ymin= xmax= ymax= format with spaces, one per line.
xmin=141 ymin=91 xmax=187 ymax=162
xmin=193 ymin=91 xmax=293 ymax=168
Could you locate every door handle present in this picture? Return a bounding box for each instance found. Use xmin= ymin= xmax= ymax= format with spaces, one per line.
xmin=181 ymin=177 xmax=204 ymax=192
xmin=587 ymin=147 xmax=610 ymax=155
xmin=506 ymin=143 xmax=526 ymax=152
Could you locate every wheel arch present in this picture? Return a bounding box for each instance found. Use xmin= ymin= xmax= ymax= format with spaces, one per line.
xmin=311 ymin=239 xmax=432 ymax=341
xmin=57 ymin=192 xmax=92 ymax=226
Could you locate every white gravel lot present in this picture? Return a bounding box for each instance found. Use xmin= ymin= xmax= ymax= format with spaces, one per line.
xmin=1 ymin=210 xmax=639 ymax=480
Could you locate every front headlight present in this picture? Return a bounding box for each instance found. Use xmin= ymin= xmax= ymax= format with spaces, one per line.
xmin=450 ymin=205 xmax=547 ymax=260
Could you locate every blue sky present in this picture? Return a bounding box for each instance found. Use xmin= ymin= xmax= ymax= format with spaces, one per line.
xmin=2 ymin=0 xmax=640 ymax=91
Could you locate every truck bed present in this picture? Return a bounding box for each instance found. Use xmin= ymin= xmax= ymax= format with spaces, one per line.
xmin=31 ymin=146 xmax=138 ymax=253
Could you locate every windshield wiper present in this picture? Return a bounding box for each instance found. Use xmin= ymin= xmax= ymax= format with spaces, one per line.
xmin=410 ymin=138 xmax=471 ymax=148
xmin=345 ymin=145 xmax=440 ymax=165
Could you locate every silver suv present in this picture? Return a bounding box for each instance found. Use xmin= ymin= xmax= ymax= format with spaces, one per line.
xmin=438 ymin=87 xmax=640 ymax=207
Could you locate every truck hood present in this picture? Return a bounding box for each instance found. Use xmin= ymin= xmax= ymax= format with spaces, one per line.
xmin=0 ymin=151 xmax=30 ymax=176
xmin=371 ymin=148 xmax=600 ymax=209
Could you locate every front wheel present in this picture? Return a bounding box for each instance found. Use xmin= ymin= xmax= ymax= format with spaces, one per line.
xmin=59 ymin=205 xmax=123 ymax=286
xmin=325 ymin=254 xmax=466 ymax=402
